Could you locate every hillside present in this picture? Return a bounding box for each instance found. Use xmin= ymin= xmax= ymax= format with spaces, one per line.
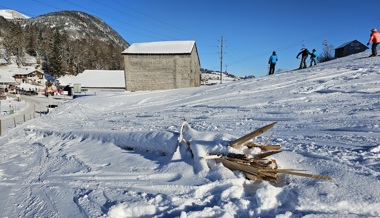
xmin=0 ymin=10 xmax=129 ymax=76
xmin=0 ymin=9 xmax=29 ymax=19
xmin=21 ymin=10 xmax=129 ymax=49
xmin=0 ymin=50 xmax=379 ymax=217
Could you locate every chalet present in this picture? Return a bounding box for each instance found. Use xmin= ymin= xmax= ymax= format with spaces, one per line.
xmin=12 ymin=68 xmax=44 ymax=85
xmin=334 ymin=40 xmax=368 ymax=58
xmin=122 ymin=40 xmax=201 ymax=91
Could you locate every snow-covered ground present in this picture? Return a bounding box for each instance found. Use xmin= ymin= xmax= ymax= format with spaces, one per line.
xmin=0 ymin=50 xmax=379 ymax=218
xmin=201 ymin=72 xmax=238 ymax=85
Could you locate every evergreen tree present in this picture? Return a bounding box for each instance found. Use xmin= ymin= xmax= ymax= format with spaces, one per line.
xmin=47 ymin=29 xmax=64 ymax=78
xmin=3 ymin=22 xmax=24 ymax=65
xmin=1 ymin=12 xmax=127 ymax=75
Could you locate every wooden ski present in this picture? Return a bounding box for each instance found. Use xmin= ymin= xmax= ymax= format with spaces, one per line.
xmin=229 ymin=122 xmax=277 ymax=149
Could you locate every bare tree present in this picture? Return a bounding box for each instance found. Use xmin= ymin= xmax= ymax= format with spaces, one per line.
xmin=318 ymin=44 xmax=334 ymax=63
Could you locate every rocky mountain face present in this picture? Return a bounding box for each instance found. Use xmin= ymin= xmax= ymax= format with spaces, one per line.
xmin=0 ymin=10 xmax=129 ymax=77
xmin=21 ymin=11 xmax=129 ymax=49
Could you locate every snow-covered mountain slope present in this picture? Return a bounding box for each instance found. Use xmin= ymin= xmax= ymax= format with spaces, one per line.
xmin=0 ymin=50 xmax=379 ymax=217
xmin=22 ymin=10 xmax=129 ymax=48
xmin=0 ymin=9 xmax=29 ymax=19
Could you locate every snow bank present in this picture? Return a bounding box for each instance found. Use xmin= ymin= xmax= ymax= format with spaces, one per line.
xmin=0 ymin=50 xmax=379 ymax=217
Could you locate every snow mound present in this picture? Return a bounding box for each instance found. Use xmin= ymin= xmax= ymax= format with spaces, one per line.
xmin=0 ymin=50 xmax=379 ymax=217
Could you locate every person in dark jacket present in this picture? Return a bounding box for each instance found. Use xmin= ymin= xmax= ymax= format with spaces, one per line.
xmin=268 ymin=51 xmax=278 ymax=75
xmin=310 ymin=49 xmax=318 ymax=67
xmin=296 ymin=48 xmax=311 ymax=69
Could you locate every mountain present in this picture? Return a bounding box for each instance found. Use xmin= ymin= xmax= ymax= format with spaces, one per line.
xmin=0 ymin=9 xmax=29 ymax=19
xmin=0 ymin=10 xmax=129 ymax=76
xmin=20 ymin=10 xmax=129 ymax=48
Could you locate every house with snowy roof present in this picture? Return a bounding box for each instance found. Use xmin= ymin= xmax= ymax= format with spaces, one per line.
xmin=122 ymin=40 xmax=201 ymax=91
xmin=12 ymin=68 xmax=44 ymax=85
xmin=334 ymin=40 xmax=368 ymax=58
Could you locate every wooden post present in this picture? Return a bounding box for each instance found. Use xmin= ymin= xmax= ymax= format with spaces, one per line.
xmin=13 ymin=117 xmax=16 ymax=127
xmin=23 ymin=114 xmax=26 ymax=122
xmin=0 ymin=119 xmax=2 ymax=136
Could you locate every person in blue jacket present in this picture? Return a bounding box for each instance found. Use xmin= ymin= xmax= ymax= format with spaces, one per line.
xmin=268 ymin=51 xmax=278 ymax=75
xmin=310 ymin=49 xmax=318 ymax=67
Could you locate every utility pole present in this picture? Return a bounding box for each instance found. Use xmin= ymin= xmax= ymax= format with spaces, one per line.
xmin=219 ymin=36 xmax=224 ymax=84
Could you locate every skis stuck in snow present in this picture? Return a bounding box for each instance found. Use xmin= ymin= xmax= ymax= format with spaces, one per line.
xmin=178 ymin=120 xmax=332 ymax=183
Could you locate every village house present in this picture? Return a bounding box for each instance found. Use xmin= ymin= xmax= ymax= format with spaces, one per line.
xmin=122 ymin=40 xmax=201 ymax=91
xmin=334 ymin=40 xmax=368 ymax=58
xmin=12 ymin=68 xmax=44 ymax=85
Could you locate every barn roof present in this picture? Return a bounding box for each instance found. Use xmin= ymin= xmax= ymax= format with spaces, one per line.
xmin=122 ymin=40 xmax=196 ymax=54
xmin=335 ymin=40 xmax=365 ymax=50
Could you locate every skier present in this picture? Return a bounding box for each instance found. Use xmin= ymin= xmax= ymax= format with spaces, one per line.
xmin=310 ymin=49 xmax=318 ymax=67
xmin=367 ymin=28 xmax=380 ymax=57
xmin=296 ymin=48 xmax=311 ymax=69
xmin=268 ymin=51 xmax=278 ymax=75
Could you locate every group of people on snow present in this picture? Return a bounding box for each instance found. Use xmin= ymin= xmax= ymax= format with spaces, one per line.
xmin=268 ymin=48 xmax=318 ymax=76
xmin=267 ymin=27 xmax=380 ymax=76
xmin=296 ymin=48 xmax=318 ymax=69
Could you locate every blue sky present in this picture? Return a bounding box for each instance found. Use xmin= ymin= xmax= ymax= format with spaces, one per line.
xmin=0 ymin=0 xmax=379 ymax=77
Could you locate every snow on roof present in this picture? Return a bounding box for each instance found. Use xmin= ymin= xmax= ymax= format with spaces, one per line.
xmin=122 ymin=40 xmax=196 ymax=54
xmin=13 ymin=68 xmax=44 ymax=75
xmin=335 ymin=39 xmax=365 ymax=49
xmin=58 ymin=70 xmax=125 ymax=88
xmin=0 ymin=77 xmax=16 ymax=84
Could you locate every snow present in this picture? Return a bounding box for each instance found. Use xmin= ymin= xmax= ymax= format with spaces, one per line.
xmin=0 ymin=9 xmax=29 ymax=19
xmin=0 ymin=50 xmax=380 ymax=217
xmin=122 ymin=41 xmax=196 ymax=54
xmin=58 ymin=70 xmax=125 ymax=88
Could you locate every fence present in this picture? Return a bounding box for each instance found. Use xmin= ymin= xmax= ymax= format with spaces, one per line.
xmin=0 ymin=110 xmax=41 ymax=136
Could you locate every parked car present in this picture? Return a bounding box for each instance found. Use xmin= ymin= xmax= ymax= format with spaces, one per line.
xmin=24 ymin=90 xmax=38 ymax=96
xmin=46 ymin=104 xmax=58 ymax=113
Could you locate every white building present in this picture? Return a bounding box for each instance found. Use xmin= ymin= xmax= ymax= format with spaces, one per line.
xmin=58 ymin=70 xmax=125 ymax=90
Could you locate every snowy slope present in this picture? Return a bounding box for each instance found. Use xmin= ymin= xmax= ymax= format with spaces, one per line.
xmin=0 ymin=9 xmax=29 ymax=19
xmin=0 ymin=50 xmax=379 ymax=218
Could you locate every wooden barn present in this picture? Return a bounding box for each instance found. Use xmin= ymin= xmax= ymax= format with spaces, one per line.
xmin=334 ymin=40 xmax=368 ymax=58
xmin=122 ymin=40 xmax=201 ymax=91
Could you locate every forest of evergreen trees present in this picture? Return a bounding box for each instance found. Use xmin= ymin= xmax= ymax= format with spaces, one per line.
xmin=0 ymin=15 xmax=126 ymax=78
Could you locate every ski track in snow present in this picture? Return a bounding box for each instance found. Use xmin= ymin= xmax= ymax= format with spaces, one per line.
xmin=0 ymin=51 xmax=380 ymax=217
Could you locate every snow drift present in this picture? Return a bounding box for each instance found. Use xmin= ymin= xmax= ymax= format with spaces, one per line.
xmin=0 ymin=50 xmax=379 ymax=218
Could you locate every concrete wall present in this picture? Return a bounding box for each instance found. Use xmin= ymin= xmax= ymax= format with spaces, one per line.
xmin=123 ymin=48 xmax=200 ymax=91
